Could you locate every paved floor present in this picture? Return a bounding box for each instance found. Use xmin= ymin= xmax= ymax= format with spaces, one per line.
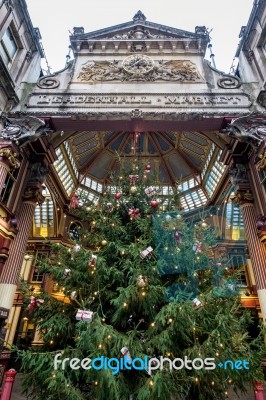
xmin=11 ymin=374 xmax=27 ymax=400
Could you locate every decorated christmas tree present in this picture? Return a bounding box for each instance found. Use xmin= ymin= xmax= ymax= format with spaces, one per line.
xmin=17 ymin=159 xmax=264 ymax=400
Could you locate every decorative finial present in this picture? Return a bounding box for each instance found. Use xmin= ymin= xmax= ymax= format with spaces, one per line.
xmin=73 ymin=27 xmax=84 ymax=35
xmin=133 ymin=10 xmax=147 ymax=22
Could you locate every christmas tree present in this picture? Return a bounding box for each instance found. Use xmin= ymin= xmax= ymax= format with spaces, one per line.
xmin=17 ymin=160 xmax=265 ymax=400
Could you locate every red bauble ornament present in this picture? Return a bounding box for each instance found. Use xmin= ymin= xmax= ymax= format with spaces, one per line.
xmin=150 ymin=200 xmax=158 ymax=208
xmin=145 ymin=164 xmax=151 ymax=172
xmin=114 ymin=193 xmax=122 ymax=200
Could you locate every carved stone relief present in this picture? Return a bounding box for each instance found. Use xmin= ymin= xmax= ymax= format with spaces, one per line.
xmin=106 ymin=28 xmax=176 ymax=40
xmin=77 ymin=59 xmax=201 ymax=83
xmin=37 ymin=76 xmax=60 ymax=89
xmin=228 ymin=163 xmax=248 ymax=184
xmin=221 ymin=114 xmax=266 ymax=148
xmin=217 ymin=75 xmax=241 ymax=89
xmin=0 ymin=116 xmax=52 ymax=146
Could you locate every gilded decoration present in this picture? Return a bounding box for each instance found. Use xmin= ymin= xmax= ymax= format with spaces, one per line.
xmin=77 ymin=59 xmax=200 ymax=83
xmin=257 ymin=150 xmax=266 ymax=171
xmin=231 ymin=190 xmax=254 ymax=205
xmin=23 ymin=187 xmax=45 ymax=205
xmin=0 ymin=147 xmax=20 ymax=168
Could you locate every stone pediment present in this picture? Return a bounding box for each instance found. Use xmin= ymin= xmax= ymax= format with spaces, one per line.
xmin=70 ymin=11 xmax=209 ymax=42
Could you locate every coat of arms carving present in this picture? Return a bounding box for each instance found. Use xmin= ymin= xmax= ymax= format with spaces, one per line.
xmin=77 ymin=59 xmax=201 ymax=83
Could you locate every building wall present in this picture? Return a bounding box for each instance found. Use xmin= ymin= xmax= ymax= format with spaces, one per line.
xmin=0 ymin=0 xmax=43 ymax=113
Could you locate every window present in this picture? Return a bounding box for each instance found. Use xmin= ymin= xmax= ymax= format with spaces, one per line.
xmin=31 ymin=252 xmax=47 ymax=283
xmin=0 ymin=26 xmax=18 ymax=67
xmin=33 ymin=187 xmax=54 ymax=237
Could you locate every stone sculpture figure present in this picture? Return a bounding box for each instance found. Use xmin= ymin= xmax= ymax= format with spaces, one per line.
xmin=222 ymin=114 xmax=266 ymax=147
xmin=0 ymin=116 xmax=51 ymax=146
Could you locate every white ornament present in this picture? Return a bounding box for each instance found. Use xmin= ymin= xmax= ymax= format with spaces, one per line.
xmin=70 ymin=291 xmax=77 ymax=300
xmin=120 ymin=346 xmax=132 ymax=364
xmin=165 ymin=214 xmax=172 ymax=220
xmin=140 ymin=246 xmax=153 ymax=259
xmin=76 ymin=309 xmax=93 ymax=323
xmin=64 ymin=268 xmax=71 ymax=277
xmin=145 ymin=186 xmax=156 ymax=197
xmin=193 ymin=297 xmax=202 ymax=308
xmin=73 ymin=244 xmax=81 ymax=252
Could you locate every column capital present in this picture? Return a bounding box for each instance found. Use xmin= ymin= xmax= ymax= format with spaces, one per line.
xmin=0 ymin=142 xmax=20 ymax=170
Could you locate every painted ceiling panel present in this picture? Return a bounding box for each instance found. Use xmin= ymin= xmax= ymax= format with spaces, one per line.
xmin=181 ymin=139 xmax=205 ymax=155
xmin=183 ymin=131 xmax=209 ymax=146
xmin=88 ymin=152 xmax=113 ymax=179
xmin=79 ymin=152 xmax=98 ymax=169
xmin=72 ymin=131 xmax=98 ymax=145
xmin=76 ymin=139 xmax=98 ymax=155
xmin=168 ymin=154 xmax=191 ymax=177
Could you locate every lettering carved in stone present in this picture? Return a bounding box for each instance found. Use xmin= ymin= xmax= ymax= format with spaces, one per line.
xmin=77 ymin=60 xmax=200 ymax=82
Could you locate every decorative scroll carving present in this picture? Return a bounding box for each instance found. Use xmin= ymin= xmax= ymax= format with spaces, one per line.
xmin=207 ymin=63 xmax=242 ymax=89
xmin=0 ymin=116 xmax=51 ymax=146
xmin=37 ymin=76 xmax=60 ymax=89
xmin=0 ymin=147 xmax=20 ymax=168
xmin=228 ymin=163 xmax=248 ymax=184
xmin=217 ymin=75 xmax=241 ymax=89
xmin=221 ymin=114 xmax=266 ymax=147
xmin=130 ymin=109 xmax=143 ymax=119
xmin=77 ymin=60 xmax=200 ymax=83
xmin=231 ymin=190 xmax=254 ymax=204
xmin=257 ymin=149 xmax=266 ymax=171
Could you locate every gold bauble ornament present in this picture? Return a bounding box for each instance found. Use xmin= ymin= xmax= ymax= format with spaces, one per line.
xmin=130 ymin=186 xmax=138 ymax=194
xmin=101 ymin=240 xmax=107 ymax=246
xmin=136 ymin=275 xmax=148 ymax=288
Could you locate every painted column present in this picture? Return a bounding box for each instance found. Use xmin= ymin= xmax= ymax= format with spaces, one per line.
xmin=0 ymin=369 xmax=17 ymax=400
xmin=0 ymin=182 xmax=45 ymax=310
xmin=0 ymin=143 xmax=20 ymax=189
xmin=232 ymin=189 xmax=266 ymax=321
